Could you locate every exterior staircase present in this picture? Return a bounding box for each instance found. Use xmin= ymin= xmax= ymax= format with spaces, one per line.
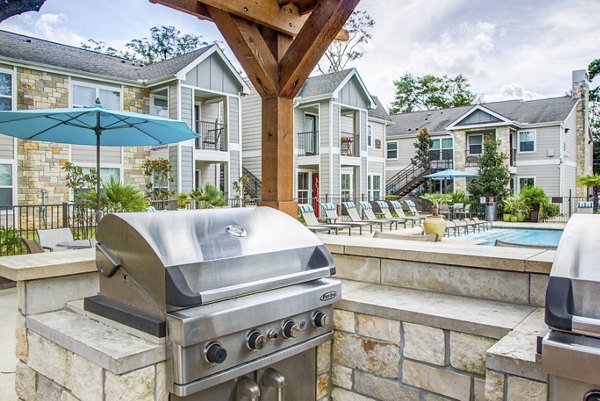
xmin=242 ymin=167 xmax=262 ymax=198
xmin=386 ymin=162 xmax=431 ymax=197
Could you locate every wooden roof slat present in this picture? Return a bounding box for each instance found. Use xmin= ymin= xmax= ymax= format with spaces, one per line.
xmin=278 ymin=0 xmax=359 ymax=98
xmin=149 ymin=0 xmax=212 ymax=20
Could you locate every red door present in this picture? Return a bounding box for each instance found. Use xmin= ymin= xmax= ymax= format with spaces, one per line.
xmin=312 ymin=173 xmax=320 ymax=217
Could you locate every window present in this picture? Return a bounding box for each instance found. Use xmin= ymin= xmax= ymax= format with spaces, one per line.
xmin=73 ymin=83 xmax=121 ymax=109
xmin=152 ymin=96 xmax=168 ymax=117
xmin=386 ymin=141 xmax=398 ymax=159
xmin=518 ymin=131 xmax=536 ymax=153
xmin=368 ymin=175 xmax=381 ymax=200
xmin=297 ymin=172 xmax=310 ymax=204
xmin=430 ymin=137 xmax=453 ymax=160
xmin=518 ymin=177 xmax=536 ymax=191
xmin=367 ymin=124 xmax=373 ymax=147
xmin=0 ymin=163 xmax=13 ymax=206
xmin=468 ymin=135 xmax=483 ymax=155
xmin=0 ymin=70 xmax=13 ymax=111
xmin=341 ymin=173 xmax=352 ymax=201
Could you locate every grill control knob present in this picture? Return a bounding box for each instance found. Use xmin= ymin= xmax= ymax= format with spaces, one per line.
xmin=312 ymin=311 xmax=329 ymax=328
xmin=282 ymin=320 xmax=300 ymax=339
xmin=246 ymin=330 xmax=267 ymax=350
xmin=204 ymin=342 xmax=227 ymax=364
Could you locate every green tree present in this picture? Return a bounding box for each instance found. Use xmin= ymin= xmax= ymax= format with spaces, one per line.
xmin=389 ymin=73 xmax=479 ymax=114
xmin=467 ymin=139 xmax=511 ymax=211
xmin=142 ymin=158 xmax=174 ymax=201
xmin=318 ymin=10 xmax=374 ymax=74
xmin=577 ymin=174 xmax=600 ymax=213
xmin=411 ymin=127 xmax=433 ymax=167
xmin=81 ymin=26 xmax=208 ymax=65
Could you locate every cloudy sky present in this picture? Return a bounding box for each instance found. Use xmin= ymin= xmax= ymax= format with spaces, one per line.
xmin=1 ymin=0 xmax=598 ymax=109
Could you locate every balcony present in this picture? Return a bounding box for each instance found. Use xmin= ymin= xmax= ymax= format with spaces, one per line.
xmin=341 ymin=132 xmax=359 ymax=157
xmin=428 ymin=149 xmax=453 ymax=170
xmin=297 ymin=130 xmax=319 ymax=156
xmin=195 ymin=120 xmax=227 ymax=151
xmin=510 ymin=148 xmax=517 ymax=167
xmin=465 ymin=150 xmax=482 ymax=167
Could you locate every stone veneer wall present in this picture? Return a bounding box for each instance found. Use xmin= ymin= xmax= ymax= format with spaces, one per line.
xmin=16 ymin=68 xmax=70 ymax=205
xmin=573 ymin=82 xmax=591 ymax=198
xmin=122 ymin=87 xmax=151 ymax=192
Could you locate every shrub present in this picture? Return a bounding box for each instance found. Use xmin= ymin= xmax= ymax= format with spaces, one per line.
xmin=81 ymin=177 xmax=148 ymax=212
xmin=520 ymin=185 xmax=547 ymax=207
xmin=448 ymin=190 xmax=468 ymax=204
xmin=544 ymin=203 xmax=560 ymax=218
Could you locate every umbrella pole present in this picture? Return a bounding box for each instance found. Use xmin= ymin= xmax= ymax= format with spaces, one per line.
xmin=95 ymin=122 xmax=102 ymax=223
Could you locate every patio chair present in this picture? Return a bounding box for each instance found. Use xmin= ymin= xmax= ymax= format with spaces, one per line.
xmin=388 ymin=201 xmax=425 ymax=227
xmin=471 ymin=216 xmax=492 ymax=230
xmin=404 ymin=200 xmax=430 ymax=217
xmin=455 ymin=204 xmax=471 ymax=219
xmin=439 ymin=203 xmax=451 ymax=220
xmin=36 ymin=228 xmax=74 ymax=252
xmin=372 ymin=231 xmax=438 ymax=242
xmin=360 ymin=201 xmax=406 ymax=229
xmin=298 ymin=204 xmax=352 ymax=235
xmin=342 ymin=202 xmax=385 ymax=232
xmin=322 ymin=203 xmax=370 ymax=235
xmin=20 ymin=237 xmax=44 ymax=254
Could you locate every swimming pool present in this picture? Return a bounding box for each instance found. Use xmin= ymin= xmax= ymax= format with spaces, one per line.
xmin=468 ymin=228 xmax=564 ymax=247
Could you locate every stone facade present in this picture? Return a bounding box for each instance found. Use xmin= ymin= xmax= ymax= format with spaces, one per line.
xmin=573 ymin=78 xmax=592 ymax=197
xmin=16 ymin=68 xmax=70 ymax=205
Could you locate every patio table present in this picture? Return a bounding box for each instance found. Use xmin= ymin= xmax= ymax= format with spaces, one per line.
xmin=55 ymin=240 xmax=93 ymax=250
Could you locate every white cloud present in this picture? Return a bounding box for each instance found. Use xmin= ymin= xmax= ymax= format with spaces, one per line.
xmin=1 ymin=13 xmax=86 ymax=47
xmin=484 ymin=83 xmax=546 ymax=102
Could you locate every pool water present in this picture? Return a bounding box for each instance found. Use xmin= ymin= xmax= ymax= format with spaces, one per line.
xmin=468 ymin=228 xmax=564 ymax=247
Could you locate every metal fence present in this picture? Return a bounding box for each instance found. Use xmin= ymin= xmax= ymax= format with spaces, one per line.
xmin=0 ymin=203 xmax=96 ymax=256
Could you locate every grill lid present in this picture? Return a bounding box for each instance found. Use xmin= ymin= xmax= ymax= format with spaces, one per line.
xmin=545 ymin=214 xmax=600 ymax=335
xmin=96 ymin=207 xmax=335 ymax=309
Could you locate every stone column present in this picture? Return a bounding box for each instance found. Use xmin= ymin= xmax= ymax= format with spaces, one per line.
xmin=453 ymin=131 xmax=467 ymax=192
xmin=572 ymin=70 xmax=592 ymax=198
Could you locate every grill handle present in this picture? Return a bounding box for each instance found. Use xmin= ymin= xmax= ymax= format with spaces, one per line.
xmin=96 ymin=243 xmax=121 ymax=277
xmin=262 ymin=368 xmax=285 ymax=401
xmin=545 ymin=276 xmax=600 ymax=336
xmin=572 ymin=316 xmax=600 ymax=336
xmin=236 ymin=376 xmax=260 ymax=401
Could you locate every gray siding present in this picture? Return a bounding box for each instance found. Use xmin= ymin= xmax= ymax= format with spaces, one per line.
xmin=169 ymin=146 xmax=178 ymax=189
xmin=183 ymin=53 xmax=242 ymax=95
xmin=180 ymin=86 xmax=193 ymax=128
xmin=228 ymin=96 xmax=240 ymax=144
xmin=229 ymin=150 xmax=241 ymax=193
xmin=338 ymin=77 xmax=369 ymax=109
xmin=458 ymin=109 xmax=501 ymax=125
xmin=360 ymin=157 xmax=367 ymax=194
xmin=181 ymin=146 xmax=193 ymax=192
xmin=340 ymin=114 xmax=354 ymax=133
xmin=169 ymin=83 xmax=178 ymax=120
xmin=516 ymin=165 xmax=560 ymax=196
xmin=516 ymin=125 xmax=560 ymax=162
xmin=563 ymin=165 xmax=577 ymax=199
xmin=360 ymin=110 xmax=367 ymax=154
xmin=331 ymin=153 xmax=340 ymax=194
xmin=72 ymin=145 xmax=120 ymax=164
xmin=563 ymin=106 xmax=577 ymax=162
xmin=320 ymin=154 xmax=330 ymax=194
xmin=331 ymin=104 xmax=340 ymax=148
xmin=0 ymin=135 xmax=13 ymax=159
xmin=241 ymin=87 xmax=262 ymax=179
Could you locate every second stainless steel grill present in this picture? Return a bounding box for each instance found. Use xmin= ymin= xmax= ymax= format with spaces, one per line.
xmin=86 ymin=207 xmax=341 ymax=400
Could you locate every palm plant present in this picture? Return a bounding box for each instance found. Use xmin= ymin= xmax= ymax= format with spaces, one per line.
xmin=82 ymin=177 xmax=148 ymax=213
xmin=577 ymin=174 xmax=600 ymax=213
xmin=190 ymin=184 xmax=226 ymax=209
xmin=420 ymin=193 xmax=451 ymax=216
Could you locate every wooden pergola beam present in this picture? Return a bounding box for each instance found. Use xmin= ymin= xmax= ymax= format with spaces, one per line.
xmin=207 ymin=6 xmax=279 ymax=98
xmin=149 ymin=0 xmax=212 ymax=20
xmin=279 ymin=0 xmax=359 ymax=98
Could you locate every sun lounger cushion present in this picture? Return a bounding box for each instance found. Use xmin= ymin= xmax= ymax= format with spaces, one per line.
xmin=322 ymin=203 xmax=336 ymax=210
xmin=298 ymin=204 xmax=315 ymax=213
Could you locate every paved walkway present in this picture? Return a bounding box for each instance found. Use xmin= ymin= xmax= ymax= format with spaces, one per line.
xmin=0 ymin=287 xmax=17 ymax=401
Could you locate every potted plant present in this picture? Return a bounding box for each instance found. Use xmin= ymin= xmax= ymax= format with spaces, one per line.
xmin=520 ymin=185 xmax=547 ymax=222
xmin=420 ymin=193 xmax=451 ymax=241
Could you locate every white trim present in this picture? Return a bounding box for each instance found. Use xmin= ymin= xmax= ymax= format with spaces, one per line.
xmin=175 ymin=45 xmax=251 ymax=94
xmin=517 ymin=176 xmax=536 ymax=192
xmin=331 ymin=69 xmax=376 ymax=109
xmin=0 ymin=158 xmax=17 ymax=206
xmin=515 ymin=159 xmax=559 ymax=166
xmin=564 ymin=160 xmax=577 ymax=168
xmin=71 ymin=79 xmax=123 ymax=108
xmin=295 ymin=94 xmax=333 ymax=105
xmin=368 ymin=156 xmax=384 ymax=163
xmin=517 ymin=130 xmax=536 ymax=154
xmin=180 ymin=83 xmax=241 ymax=99
xmin=467 ymin=133 xmax=484 ymax=154
xmin=446 ymin=104 xmax=513 ymax=130
xmin=367 ymin=122 xmax=373 ymax=148
xmin=332 ymin=101 xmax=367 ymax=113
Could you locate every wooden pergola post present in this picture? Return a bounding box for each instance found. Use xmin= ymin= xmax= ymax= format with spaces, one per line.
xmin=151 ymin=0 xmax=359 ymax=217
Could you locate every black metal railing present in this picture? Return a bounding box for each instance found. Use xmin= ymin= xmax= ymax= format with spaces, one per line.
xmin=242 ymin=167 xmax=262 ymax=199
xmin=340 ymin=132 xmax=359 ymax=157
xmin=385 ymin=161 xmax=431 ymax=196
xmin=195 ymin=120 xmax=227 ymax=151
xmin=297 ymin=131 xmax=319 ymax=156
xmin=465 ymin=150 xmax=481 ymax=167
xmin=428 ymin=149 xmax=454 ymax=168
xmin=0 ymin=203 xmax=97 ymax=256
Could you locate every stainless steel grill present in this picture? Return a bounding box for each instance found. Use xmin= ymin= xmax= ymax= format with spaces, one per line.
xmin=542 ymin=214 xmax=600 ymax=401
xmin=85 ymin=207 xmax=340 ymax=400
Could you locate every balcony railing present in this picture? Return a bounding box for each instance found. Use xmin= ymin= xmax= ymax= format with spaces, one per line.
xmin=297 ymin=130 xmax=319 ymax=156
xmin=465 ymin=150 xmax=482 ymax=167
xmin=510 ymin=148 xmax=517 ymax=167
xmin=341 ymin=132 xmax=359 ymax=157
xmin=428 ymin=149 xmax=454 ymax=170
xmin=195 ymin=120 xmax=227 ymax=151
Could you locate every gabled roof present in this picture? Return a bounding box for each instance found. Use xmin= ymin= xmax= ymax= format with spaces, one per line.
xmin=0 ymin=29 xmax=247 ymax=91
xmin=388 ymin=96 xmax=578 ymax=137
xmin=297 ymin=68 xmax=375 ymax=108
xmin=369 ymin=96 xmax=392 ymax=122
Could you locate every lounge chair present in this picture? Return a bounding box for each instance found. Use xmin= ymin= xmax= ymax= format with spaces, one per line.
xmin=377 ymin=201 xmax=421 ymax=227
xmin=372 ymin=231 xmax=438 ymax=242
xmin=454 ymin=204 xmax=471 ymax=219
xmin=36 ymin=228 xmax=73 ymax=251
xmin=359 ymin=201 xmax=405 ymax=230
xmin=388 ymin=201 xmax=425 ymax=227
xmin=298 ymin=204 xmax=352 ymax=235
xmin=342 ymin=202 xmax=385 ymax=232
xmin=404 ymin=200 xmax=430 ymax=217
xmin=439 ymin=203 xmax=451 ymax=220
xmin=322 ymin=203 xmax=370 ymax=235
xmin=471 ymin=216 xmax=492 ymax=229
xmin=20 ymin=237 xmax=44 ymax=253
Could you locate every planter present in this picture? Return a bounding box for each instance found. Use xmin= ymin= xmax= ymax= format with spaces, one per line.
xmin=516 ymin=213 xmax=525 ymax=222
xmin=503 ymin=213 xmax=512 ymax=222
xmin=423 ymin=215 xmax=446 ymax=241
xmin=510 ymin=215 xmax=518 ymax=222
xmin=530 ymin=204 xmax=540 ymax=222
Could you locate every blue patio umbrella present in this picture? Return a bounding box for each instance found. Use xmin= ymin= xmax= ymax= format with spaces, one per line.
xmin=424 ymin=169 xmax=478 ymax=179
xmin=0 ymin=100 xmax=198 ymax=218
